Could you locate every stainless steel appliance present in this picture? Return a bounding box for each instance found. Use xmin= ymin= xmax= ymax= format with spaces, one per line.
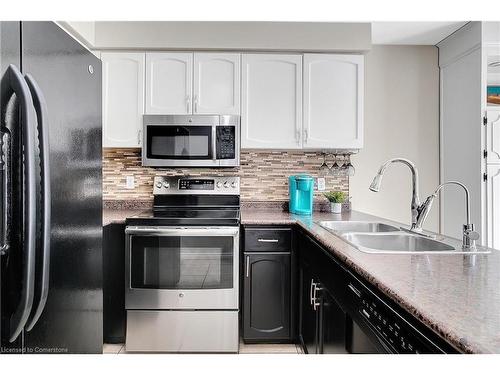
xmin=142 ymin=114 xmax=240 ymax=167
xmin=125 ymin=176 xmax=240 ymax=352
xmin=1 ymin=22 xmax=102 ymax=353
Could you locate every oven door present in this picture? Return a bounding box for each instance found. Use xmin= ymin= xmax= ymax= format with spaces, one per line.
xmin=125 ymin=226 xmax=239 ymax=310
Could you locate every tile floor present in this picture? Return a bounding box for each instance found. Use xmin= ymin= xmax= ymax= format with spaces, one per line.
xmin=103 ymin=341 xmax=303 ymax=354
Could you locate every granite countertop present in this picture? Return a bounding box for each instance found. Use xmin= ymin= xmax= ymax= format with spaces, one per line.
xmin=103 ymin=208 xmax=144 ymax=226
xmin=242 ymin=209 xmax=500 ymax=354
xmin=103 ymin=205 xmax=500 ymax=353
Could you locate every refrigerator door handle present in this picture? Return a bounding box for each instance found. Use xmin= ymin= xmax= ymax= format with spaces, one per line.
xmin=24 ymin=74 xmax=51 ymax=332
xmin=0 ymin=64 xmax=38 ymax=342
xmin=0 ymin=113 xmax=10 ymax=256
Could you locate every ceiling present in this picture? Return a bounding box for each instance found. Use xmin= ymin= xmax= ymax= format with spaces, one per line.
xmin=371 ymin=22 xmax=468 ymax=45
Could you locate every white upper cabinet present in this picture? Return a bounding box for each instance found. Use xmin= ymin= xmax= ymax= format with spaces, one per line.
xmin=102 ymin=50 xmax=363 ymax=150
xmin=241 ymin=54 xmax=303 ymax=149
xmin=303 ymin=54 xmax=364 ymax=149
xmin=101 ymin=52 xmax=145 ymax=147
xmin=193 ymin=53 xmax=240 ymax=114
xmin=145 ymin=52 xmax=193 ymax=114
xmin=486 ymin=109 xmax=500 ymax=164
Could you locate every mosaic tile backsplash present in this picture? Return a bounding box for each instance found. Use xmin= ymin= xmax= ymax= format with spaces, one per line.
xmin=103 ymin=148 xmax=349 ymax=204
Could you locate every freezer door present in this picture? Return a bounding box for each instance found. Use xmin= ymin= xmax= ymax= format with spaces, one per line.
xmin=21 ymin=21 xmax=103 ymax=354
xmin=0 ymin=21 xmax=24 ymax=352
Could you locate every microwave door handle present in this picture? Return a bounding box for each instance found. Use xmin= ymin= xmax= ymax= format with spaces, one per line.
xmin=0 ymin=64 xmax=38 ymax=342
xmin=212 ymin=126 xmax=217 ymax=162
xmin=24 ymin=74 xmax=51 ymax=332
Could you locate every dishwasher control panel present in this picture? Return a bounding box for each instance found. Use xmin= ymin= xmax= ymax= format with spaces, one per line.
xmin=346 ymin=280 xmax=446 ymax=354
xmin=358 ymin=295 xmax=421 ymax=353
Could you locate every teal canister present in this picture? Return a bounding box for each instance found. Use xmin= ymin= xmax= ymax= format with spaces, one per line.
xmin=288 ymin=175 xmax=314 ymax=215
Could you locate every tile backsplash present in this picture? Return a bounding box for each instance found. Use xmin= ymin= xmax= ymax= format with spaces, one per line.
xmin=103 ymin=148 xmax=349 ymax=204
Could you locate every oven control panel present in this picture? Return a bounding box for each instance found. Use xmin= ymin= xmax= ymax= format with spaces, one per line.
xmin=179 ymin=179 xmax=215 ymax=190
xmin=153 ymin=176 xmax=240 ymax=195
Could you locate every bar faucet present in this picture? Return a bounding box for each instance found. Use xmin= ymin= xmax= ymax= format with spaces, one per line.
xmin=413 ymin=181 xmax=479 ymax=250
xmin=369 ymin=158 xmax=425 ymax=232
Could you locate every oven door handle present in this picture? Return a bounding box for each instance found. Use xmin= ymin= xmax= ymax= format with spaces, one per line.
xmin=125 ymin=226 xmax=239 ymax=237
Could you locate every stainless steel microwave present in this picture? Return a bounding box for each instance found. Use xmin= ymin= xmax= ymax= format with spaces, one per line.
xmin=142 ymin=115 xmax=240 ymax=167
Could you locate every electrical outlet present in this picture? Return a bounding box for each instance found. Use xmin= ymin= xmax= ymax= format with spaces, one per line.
xmin=125 ymin=175 xmax=135 ymax=189
xmin=317 ymin=177 xmax=326 ymax=191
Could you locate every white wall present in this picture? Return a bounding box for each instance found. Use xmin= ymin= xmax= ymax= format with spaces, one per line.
xmin=58 ymin=21 xmax=95 ymax=48
xmin=93 ymin=22 xmax=371 ymax=52
xmin=350 ymin=45 xmax=440 ymax=231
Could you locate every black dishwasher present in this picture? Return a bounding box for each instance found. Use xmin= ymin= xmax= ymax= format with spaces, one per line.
xmin=343 ymin=270 xmax=454 ymax=354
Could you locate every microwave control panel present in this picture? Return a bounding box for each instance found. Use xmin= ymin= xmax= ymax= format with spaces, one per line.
xmin=216 ymin=126 xmax=236 ymax=159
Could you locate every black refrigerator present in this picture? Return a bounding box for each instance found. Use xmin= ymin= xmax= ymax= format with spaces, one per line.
xmin=0 ymin=21 xmax=103 ymax=354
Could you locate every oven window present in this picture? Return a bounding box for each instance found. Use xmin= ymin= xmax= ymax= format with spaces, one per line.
xmin=146 ymin=125 xmax=212 ymax=159
xmin=130 ymin=235 xmax=234 ymax=289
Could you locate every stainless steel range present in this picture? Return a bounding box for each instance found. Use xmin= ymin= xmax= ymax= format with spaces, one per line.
xmin=124 ymin=176 xmax=240 ymax=353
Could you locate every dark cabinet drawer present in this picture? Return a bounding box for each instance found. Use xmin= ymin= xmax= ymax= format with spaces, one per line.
xmin=244 ymin=227 xmax=291 ymax=252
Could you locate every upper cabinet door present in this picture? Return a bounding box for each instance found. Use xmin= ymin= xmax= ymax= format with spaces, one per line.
xmin=102 ymin=52 xmax=145 ymax=147
xmin=303 ymin=54 xmax=364 ymax=149
xmin=487 ymin=109 xmax=500 ymax=164
xmin=193 ymin=53 xmax=240 ymax=114
xmin=241 ymin=54 xmax=302 ymax=149
xmin=145 ymin=52 xmax=193 ymax=114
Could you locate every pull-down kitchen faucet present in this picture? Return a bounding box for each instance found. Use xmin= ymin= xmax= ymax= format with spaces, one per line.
xmin=370 ymin=158 xmax=479 ymax=250
xmin=369 ymin=158 xmax=424 ymax=232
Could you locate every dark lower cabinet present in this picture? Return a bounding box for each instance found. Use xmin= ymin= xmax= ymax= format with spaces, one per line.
xmin=243 ymin=252 xmax=291 ymax=342
xmin=297 ymin=228 xmax=458 ymax=354
xmin=241 ymin=225 xmax=457 ymax=352
xmin=103 ymin=223 xmax=126 ymax=344
xmin=299 ymin=264 xmax=318 ymax=353
xmin=319 ymin=288 xmax=348 ymax=354
xmin=299 ymin=260 xmax=347 ymax=354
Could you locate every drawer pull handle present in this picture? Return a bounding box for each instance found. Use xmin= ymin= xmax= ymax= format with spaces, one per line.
xmin=362 ymin=309 xmax=370 ymax=319
xmin=348 ymin=283 xmax=362 ymax=298
xmin=310 ymin=279 xmax=315 ymax=306
xmin=257 ymin=238 xmax=279 ymax=243
xmin=246 ymin=256 xmax=250 ymax=278
xmin=313 ymin=283 xmax=322 ymax=311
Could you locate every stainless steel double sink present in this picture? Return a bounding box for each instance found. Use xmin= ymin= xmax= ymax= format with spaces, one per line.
xmin=317 ymin=221 xmax=489 ymax=254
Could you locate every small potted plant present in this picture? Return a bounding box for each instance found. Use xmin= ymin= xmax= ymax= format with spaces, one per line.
xmin=323 ymin=191 xmax=346 ymax=214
